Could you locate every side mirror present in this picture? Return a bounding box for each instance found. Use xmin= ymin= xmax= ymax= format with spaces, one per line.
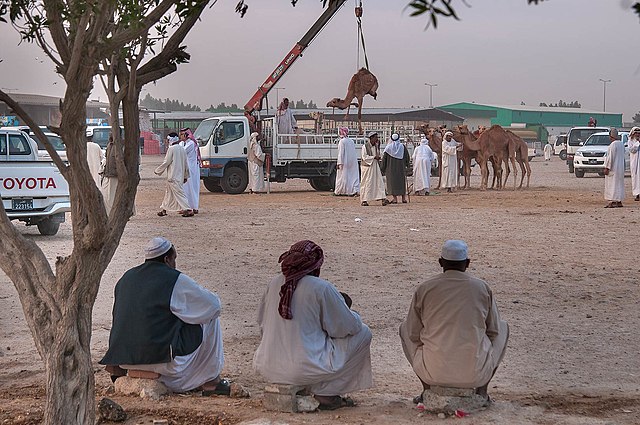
xmin=579 ymin=142 xmax=584 ymax=146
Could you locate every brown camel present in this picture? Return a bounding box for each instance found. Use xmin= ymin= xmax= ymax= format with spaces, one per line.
xmin=504 ymin=130 xmax=532 ymax=189
xmin=456 ymin=125 xmax=518 ymax=190
xmin=326 ymin=68 xmax=378 ymax=134
xmin=452 ymin=126 xmax=480 ymax=189
xmin=417 ymin=123 xmax=444 ymax=189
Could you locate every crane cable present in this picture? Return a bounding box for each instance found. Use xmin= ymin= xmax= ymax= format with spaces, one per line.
xmin=355 ymin=0 xmax=369 ymax=70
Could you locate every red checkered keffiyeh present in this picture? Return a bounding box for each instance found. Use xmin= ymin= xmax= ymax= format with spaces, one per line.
xmin=277 ymin=240 xmax=324 ymax=320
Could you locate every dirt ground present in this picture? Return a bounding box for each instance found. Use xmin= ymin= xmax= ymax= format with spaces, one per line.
xmin=1 ymin=155 xmax=640 ymax=425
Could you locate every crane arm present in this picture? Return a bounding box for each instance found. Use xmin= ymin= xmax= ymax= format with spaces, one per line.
xmin=244 ymin=0 xmax=348 ymax=117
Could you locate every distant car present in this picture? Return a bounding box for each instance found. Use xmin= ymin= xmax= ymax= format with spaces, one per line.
xmin=554 ymin=134 xmax=567 ymax=159
xmin=573 ymin=131 xmax=629 ymax=178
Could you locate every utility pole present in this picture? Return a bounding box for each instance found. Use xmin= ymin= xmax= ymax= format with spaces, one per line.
xmin=274 ymin=87 xmax=286 ymax=112
xmin=424 ymin=83 xmax=437 ymax=108
xmin=598 ymin=78 xmax=611 ymax=112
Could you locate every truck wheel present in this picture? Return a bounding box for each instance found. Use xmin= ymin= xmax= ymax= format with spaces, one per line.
xmin=598 ymin=171 xmax=606 ymax=177
xmin=568 ymin=163 xmax=574 ymax=173
xmin=528 ymin=156 xmax=534 ymax=162
xmin=310 ymin=177 xmax=331 ymax=191
xmin=37 ymin=218 xmax=60 ymax=236
xmin=221 ymin=166 xmax=248 ymax=194
xmin=203 ymin=177 xmax=223 ymax=192
xmin=575 ymin=169 xmax=585 ymax=178
xmin=559 ymin=150 xmax=567 ymax=161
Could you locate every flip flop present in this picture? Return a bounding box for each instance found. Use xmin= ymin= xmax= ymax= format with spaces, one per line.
xmin=361 ymin=201 xmax=369 ymax=206
xmin=157 ymin=210 xmax=167 ymax=216
xmin=382 ymin=199 xmax=390 ymax=206
xmin=181 ymin=210 xmax=195 ymax=217
xmin=202 ymin=379 xmax=231 ymax=396
xmin=316 ymin=396 xmax=355 ymax=411
xmin=412 ymin=394 xmax=423 ymax=404
xmin=389 ymin=200 xmax=398 ymax=204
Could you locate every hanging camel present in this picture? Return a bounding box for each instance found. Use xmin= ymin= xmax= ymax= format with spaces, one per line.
xmin=326 ymin=68 xmax=378 ymax=134
xmin=503 ymin=131 xmax=532 ymax=189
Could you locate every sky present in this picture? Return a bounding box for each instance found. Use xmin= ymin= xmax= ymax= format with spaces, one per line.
xmin=1 ymin=0 xmax=639 ymax=120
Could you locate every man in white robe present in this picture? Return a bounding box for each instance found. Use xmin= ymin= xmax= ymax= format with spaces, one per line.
xmin=543 ymin=142 xmax=552 ymax=161
xmin=412 ymin=138 xmax=434 ymax=195
xmin=254 ymin=240 xmax=373 ymax=410
xmin=441 ymin=131 xmax=462 ymax=193
xmin=604 ymin=128 xmax=625 ymax=208
xmin=155 ymin=135 xmax=193 ymax=217
xmin=248 ymin=132 xmax=266 ymax=193
xmin=276 ymin=98 xmax=297 ymax=134
xmin=86 ymin=136 xmax=104 ymax=188
xmin=334 ymin=126 xmax=360 ymax=196
xmin=629 ymin=127 xmax=640 ymax=202
xmin=360 ymin=131 xmax=388 ymax=206
xmin=400 ymin=240 xmax=508 ymax=403
xmin=100 ymin=237 xmax=228 ymax=394
xmin=179 ymin=128 xmax=201 ymax=213
xmin=101 ymin=134 xmax=119 ymax=216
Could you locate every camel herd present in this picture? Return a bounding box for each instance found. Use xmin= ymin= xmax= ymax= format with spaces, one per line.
xmin=416 ymin=123 xmax=532 ymax=191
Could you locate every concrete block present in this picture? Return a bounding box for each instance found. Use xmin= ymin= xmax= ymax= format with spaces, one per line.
xmin=429 ymin=386 xmax=476 ymax=397
xmin=114 ymin=376 xmax=170 ymax=400
xmin=296 ymin=395 xmax=320 ymax=413
xmin=263 ymin=384 xmax=316 ymax=413
xmin=263 ymin=392 xmax=297 ymax=412
xmin=421 ymin=387 xmax=489 ymax=414
xmin=264 ymin=384 xmax=306 ymax=395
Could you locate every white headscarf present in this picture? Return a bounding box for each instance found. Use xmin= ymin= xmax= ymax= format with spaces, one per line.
xmin=444 ymin=131 xmax=454 ymax=139
xmin=420 ymin=138 xmax=429 ymax=146
xmin=383 ymin=133 xmax=404 ymax=159
xmin=167 ymin=135 xmax=179 ymax=145
xmin=250 ymin=132 xmax=259 ymax=145
xmin=631 ymin=126 xmax=640 ymax=140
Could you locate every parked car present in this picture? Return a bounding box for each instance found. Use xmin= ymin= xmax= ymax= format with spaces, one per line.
xmin=1 ymin=126 xmax=67 ymax=161
xmin=573 ymin=131 xmax=629 ymax=178
xmin=554 ymin=134 xmax=567 ymax=159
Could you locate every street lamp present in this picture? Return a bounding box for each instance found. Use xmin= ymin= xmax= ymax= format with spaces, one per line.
xmin=424 ymin=83 xmax=437 ymax=108
xmin=598 ymin=78 xmax=611 ymax=112
xmin=274 ymin=87 xmax=286 ymax=112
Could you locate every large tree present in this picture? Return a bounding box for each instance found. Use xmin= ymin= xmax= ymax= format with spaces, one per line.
xmin=0 ymin=1 xmax=210 ymax=424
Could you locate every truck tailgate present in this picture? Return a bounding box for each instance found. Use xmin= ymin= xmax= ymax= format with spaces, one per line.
xmin=0 ymin=161 xmax=69 ymax=198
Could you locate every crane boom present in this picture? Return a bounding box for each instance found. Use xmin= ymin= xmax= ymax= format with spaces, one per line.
xmin=244 ymin=0 xmax=348 ymax=124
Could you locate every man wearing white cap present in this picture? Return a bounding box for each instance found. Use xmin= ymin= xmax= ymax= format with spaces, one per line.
xmin=334 ymin=127 xmax=360 ymax=196
xmin=441 ymin=131 xmax=462 ymax=193
xmin=399 ymin=240 xmax=509 ymax=403
xmin=380 ymin=133 xmax=410 ymax=203
xmin=100 ymin=237 xmax=229 ymax=395
xmin=412 ymin=138 xmax=435 ymax=195
xmin=628 ymin=126 xmax=640 ymax=201
xmin=155 ymin=134 xmax=193 ymax=217
xmin=360 ymin=131 xmax=389 ymax=206
xmin=603 ymin=128 xmax=625 ymax=208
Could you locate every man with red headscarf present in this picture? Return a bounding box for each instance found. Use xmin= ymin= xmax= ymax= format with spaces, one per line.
xmin=253 ymin=240 xmax=373 ymax=410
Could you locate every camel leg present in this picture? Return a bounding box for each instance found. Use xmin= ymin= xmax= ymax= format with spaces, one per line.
xmin=525 ymin=161 xmax=531 ymax=188
xmin=436 ymin=152 xmax=442 ymax=190
xmin=479 ymin=158 xmax=488 ymax=191
xmin=510 ymin=156 xmax=518 ymax=190
xmin=464 ymin=160 xmax=471 ymax=189
xmin=518 ymin=160 xmax=526 ymax=189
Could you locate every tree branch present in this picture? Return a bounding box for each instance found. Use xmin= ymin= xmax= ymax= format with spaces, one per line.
xmin=43 ymin=0 xmax=72 ymax=65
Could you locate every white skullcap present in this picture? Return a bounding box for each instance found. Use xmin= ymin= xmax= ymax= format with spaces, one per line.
xmin=368 ymin=131 xmax=378 ymax=138
xmin=444 ymin=131 xmax=454 ymax=138
xmin=441 ymin=239 xmax=468 ymax=261
xmin=167 ymin=135 xmax=179 ymax=144
xmin=144 ymin=237 xmax=172 ymax=260
xmin=421 ymin=138 xmax=429 ymax=144
xmin=391 ymin=133 xmax=400 ymax=141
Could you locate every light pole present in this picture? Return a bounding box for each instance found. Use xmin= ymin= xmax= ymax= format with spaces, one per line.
xmin=598 ymin=78 xmax=611 ymax=112
xmin=424 ymin=83 xmax=437 ymax=108
xmin=274 ymin=87 xmax=286 ymax=112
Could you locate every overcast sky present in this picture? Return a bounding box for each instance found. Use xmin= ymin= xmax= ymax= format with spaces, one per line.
xmin=1 ymin=0 xmax=639 ymax=120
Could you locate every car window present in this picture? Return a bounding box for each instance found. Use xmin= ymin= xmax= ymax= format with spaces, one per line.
xmin=216 ymin=121 xmax=244 ymax=145
xmin=0 ymin=135 xmax=6 ymax=155
xmin=584 ymin=135 xmax=611 ymax=146
xmin=9 ymin=134 xmax=31 ymax=155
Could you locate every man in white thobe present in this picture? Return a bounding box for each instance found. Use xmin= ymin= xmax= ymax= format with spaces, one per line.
xmin=604 ymin=128 xmax=625 ymax=208
xmin=441 ymin=131 xmax=462 ymax=193
xmin=155 ymin=135 xmax=193 ymax=217
xmin=400 ymin=240 xmax=509 ymax=403
xmin=629 ymin=127 xmax=640 ymax=202
xmin=543 ymin=142 xmax=552 ymax=161
xmin=100 ymin=237 xmax=228 ymax=395
xmin=179 ymin=128 xmax=201 ymax=213
xmin=254 ymin=240 xmax=373 ymax=410
xmin=413 ymin=138 xmax=434 ymax=195
xmin=248 ymin=132 xmax=266 ymax=193
xmin=276 ymin=98 xmax=297 ymax=134
xmin=86 ymin=136 xmax=104 ymax=188
xmin=360 ymin=131 xmax=388 ymax=206
xmin=334 ymin=126 xmax=360 ymax=196
xmin=101 ymin=134 xmax=119 ymax=216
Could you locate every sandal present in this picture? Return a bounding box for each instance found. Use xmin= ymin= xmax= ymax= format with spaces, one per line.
xmin=202 ymin=378 xmax=231 ymax=396
xmin=412 ymin=394 xmax=423 ymax=404
xmin=604 ymin=202 xmax=615 ymax=208
xmin=361 ymin=201 xmax=369 ymax=206
xmin=315 ymin=395 xmax=355 ymax=411
xmin=181 ymin=210 xmax=195 ymax=217
xmin=389 ymin=200 xmax=398 ymax=204
xmin=157 ymin=210 xmax=167 ymax=217
xmin=381 ymin=199 xmax=390 ymax=206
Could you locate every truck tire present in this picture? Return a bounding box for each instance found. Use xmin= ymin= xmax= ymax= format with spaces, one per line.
xmin=37 ymin=218 xmax=60 ymax=236
xmin=575 ymin=169 xmax=585 ymax=178
xmin=309 ymin=177 xmax=331 ymax=191
xmin=203 ymin=177 xmax=223 ymax=192
xmin=221 ymin=166 xmax=248 ymax=194
xmin=528 ymin=156 xmax=534 ymax=162
xmin=568 ymin=162 xmax=574 ymax=173
xmin=559 ymin=150 xmax=567 ymax=161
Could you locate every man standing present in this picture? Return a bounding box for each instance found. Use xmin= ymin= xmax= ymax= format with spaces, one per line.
xmin=248 ymin=132 xmax=266 ymax=193
xmin=381 ymin=133 xmax=410 ymax=203
xmin=543 ymin=142 xmax=552 ymax=161
xmin=412 ymin=138 xmax=435 ymax=195
xmin=179 ymin=128 xmax=201 ymax=214
xmin=101 ymin=134 xmax=119 ymax=215
xmin=100 ymin=237 xmax=229 ymax=395
xmin=603 ymin=128 xmax=625 ymax=208
xmin=629 ymin=126 xmax=640 ymax=202
xmin=399 ymin=240 xmax=509 ymax=403
xmin=441 ymin=131 xmax=462 ymax=193
xmin=86 ymin=135 xmax=104 ymax=188
xmin=155 ymin=134 xmax=193 ymax=217
xmin=334 ymin=127 xmax=360 ymax=196
xmin=360 ymin=131 xmax=388 ymax=206
xmin=276 ymin=98 xmax=297 ymax=134
xmin=254 ymin=240 xmax=373 ymax=410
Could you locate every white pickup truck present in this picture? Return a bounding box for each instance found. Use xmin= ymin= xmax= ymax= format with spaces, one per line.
xmin=0 ymin=129 xmax=71 ymax=235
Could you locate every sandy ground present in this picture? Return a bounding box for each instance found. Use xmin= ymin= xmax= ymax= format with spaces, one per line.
xmin=1 ymin=155 xmax=640 ymax=424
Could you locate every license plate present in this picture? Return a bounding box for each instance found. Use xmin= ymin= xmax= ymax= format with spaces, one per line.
xmin=11 ymin=198 xmax=33 ymax=211
xmin=588 ymin=159 xmax=598 ymax=164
